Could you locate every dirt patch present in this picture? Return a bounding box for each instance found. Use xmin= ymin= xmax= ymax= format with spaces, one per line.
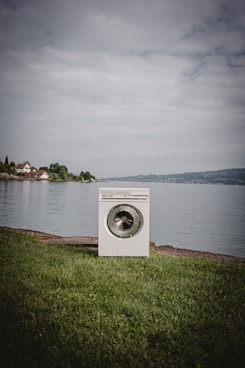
xmin=2 ymin=227 xmax=245 ymax=262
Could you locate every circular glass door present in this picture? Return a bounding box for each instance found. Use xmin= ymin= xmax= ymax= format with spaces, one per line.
xmin=107 ymin=204 xmax=143 ymax=238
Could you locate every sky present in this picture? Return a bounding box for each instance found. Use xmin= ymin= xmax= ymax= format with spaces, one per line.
xmin=0 ymin=0 xmax=245 ymax=178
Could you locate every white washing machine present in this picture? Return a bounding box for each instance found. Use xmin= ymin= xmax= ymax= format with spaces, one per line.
xmin=99 ymin=188 xmax=150 ymax=257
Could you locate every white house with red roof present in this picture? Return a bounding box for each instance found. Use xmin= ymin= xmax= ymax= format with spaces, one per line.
xmin=31 ymin=170 xmax=49 ymax=180
xmin=15 ymin=162 xmax=49 ymax=180
xmin=15 ymin=162 xmax=31 ymax=174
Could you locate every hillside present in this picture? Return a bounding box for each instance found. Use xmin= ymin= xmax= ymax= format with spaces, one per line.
xmin=105 ymin=168 xmax=245 ymax=185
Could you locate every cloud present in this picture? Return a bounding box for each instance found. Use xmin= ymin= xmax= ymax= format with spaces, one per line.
xmin=0 ymin=0 xmax=245 ymax=176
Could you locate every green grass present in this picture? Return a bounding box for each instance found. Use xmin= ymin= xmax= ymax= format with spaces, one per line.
xmin=0 ymin=228 xmax=245 ymax=368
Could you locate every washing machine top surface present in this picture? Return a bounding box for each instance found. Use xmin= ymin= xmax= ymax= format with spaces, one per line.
xmin=99 ymin=188 xmax=149 ymax=202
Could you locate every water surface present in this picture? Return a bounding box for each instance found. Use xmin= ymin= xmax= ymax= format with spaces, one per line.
xmin=1 ymin=180 xmax=244 ymax=257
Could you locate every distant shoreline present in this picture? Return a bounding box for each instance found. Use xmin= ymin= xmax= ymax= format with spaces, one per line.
xmin=0 ymin=175 xmax=93 ymax=183
xmin=2 ymin=227 xmax=244 ymax=263
xmin=1 ymin=176 xmax=244 ymax=185
xmin=104 ymin=168 xmax=245 ymax=185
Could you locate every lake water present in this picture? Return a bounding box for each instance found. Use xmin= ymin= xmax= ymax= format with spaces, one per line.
xmin=0 ymin=180 xmax=245 ymax=257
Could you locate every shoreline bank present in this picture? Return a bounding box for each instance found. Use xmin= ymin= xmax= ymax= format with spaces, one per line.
xmin=2 ymin=227 xmax=244 ymax=263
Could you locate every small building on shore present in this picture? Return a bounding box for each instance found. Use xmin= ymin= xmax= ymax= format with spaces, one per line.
xmin=15 ymin=162 xmax=49 ymax=180
xmin=30 ymin=170 xmax=49 ymax=180
xmin=15 ymin=162 xmax=31 ymax=174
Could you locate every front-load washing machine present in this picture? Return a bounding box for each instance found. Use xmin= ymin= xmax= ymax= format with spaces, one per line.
xmin=99 ymin=188 xmax=150 ymax=257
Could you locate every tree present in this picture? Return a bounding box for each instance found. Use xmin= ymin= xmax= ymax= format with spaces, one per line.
xmin=48 ymin=163 xmax=69 ymax=181
xmin=0 ymin=156 xmax=12 ymax=174
xmin=0 ymin=160 xmax=5 ymax=173
xmin=49 ymin=173 xmax=60 ymax=181
xmin=59 ymin=166 xmax=68 ymax=181
xmin=83 ymin=171 xmax=91 ymax=181
xmin=49 ymin=163 xmax=60 ymax=173
xmin=79 ymin=170 xmax=95 ymax=182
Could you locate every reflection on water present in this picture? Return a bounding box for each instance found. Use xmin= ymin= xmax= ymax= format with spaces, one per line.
xmin=0 ymin=180 xmax=244 ymax=257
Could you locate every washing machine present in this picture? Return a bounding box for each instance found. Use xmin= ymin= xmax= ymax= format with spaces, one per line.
xmin=99 ymin=188 xmax=150 ymax=257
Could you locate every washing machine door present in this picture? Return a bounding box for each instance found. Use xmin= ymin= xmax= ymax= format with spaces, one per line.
xmin=107 ymin=204 xmax=143 ymax=238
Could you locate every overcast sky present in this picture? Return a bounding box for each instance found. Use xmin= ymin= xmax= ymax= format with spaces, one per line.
xmin=0 ymin=0 xmax=244 ymax=177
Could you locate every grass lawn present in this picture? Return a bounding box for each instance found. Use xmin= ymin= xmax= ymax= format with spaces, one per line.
xmin=0 ymin=228 xmax=245 ymax=367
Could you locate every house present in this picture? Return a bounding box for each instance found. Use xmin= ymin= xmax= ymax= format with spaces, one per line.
xmin=38 ymin=170 xmax=49 ymax=180
xmin=15 ymin=162 xmax=31 ymax=174
xmin=15 ymin=162 xmax=49 ymax=180
xmin=32 ymin=170 xmax=49 ymax=180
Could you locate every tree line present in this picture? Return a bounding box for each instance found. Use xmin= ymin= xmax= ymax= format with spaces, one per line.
xmin=46 ymin=162 xmax=95 ymax=182
xmin=0 ymin=156 xmax=15 ymax=174
xmin=0 ymin=156 xmax=96 ymax=182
